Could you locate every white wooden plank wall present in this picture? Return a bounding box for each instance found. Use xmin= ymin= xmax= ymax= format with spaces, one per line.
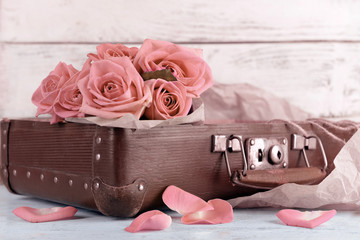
xmin=0 ymin=0 xmax=360 ymax=119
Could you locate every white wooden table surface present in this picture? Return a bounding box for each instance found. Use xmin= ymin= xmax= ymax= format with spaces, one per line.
xmin=0 ymin=186 xmax=359 ymax=240
xmin=1 ymin=0 xmax=360 ymax=120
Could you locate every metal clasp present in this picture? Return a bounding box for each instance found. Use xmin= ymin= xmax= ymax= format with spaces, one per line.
xmin=212 ymin=135 xmax=247 ymax=177
xmin=245 ymin=137 xmax=289 ymax=170
xmin=291 ymin=134 xmax=328 ymax=171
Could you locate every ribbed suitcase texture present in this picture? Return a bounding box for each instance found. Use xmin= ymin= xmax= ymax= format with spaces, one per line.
xmin=1 ymin=118 xmax=355 ymax=217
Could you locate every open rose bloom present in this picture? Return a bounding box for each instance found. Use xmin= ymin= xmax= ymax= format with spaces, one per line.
xmin=134 ymin=39 xmax=213 ymax=98
xmin=32 ymin=62 xmax=79 ymax=123
xmin=52 ymin=61 xmax=92 ymax=121
xmin=144 ymin=79 xmax=192 ymax=120
xmin=87 ymin=43 xmax=138 ymax=62
xmin=32 ymin=39 xmax=213 ymax=123
xmin=78 ymin=57 xmax=152 ymax=119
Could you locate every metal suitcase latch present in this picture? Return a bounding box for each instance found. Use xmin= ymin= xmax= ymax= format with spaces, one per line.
xmin=212 ymin=135 xmax=289 ymax=171
xmin=291 ymin=134 xmax=327 ymax=170
xmin=212 ymin=135 xmax=242 ymax=152
xmin=245 ymin=137 xmax=289 ymax=170
xmin=212 ymin=133 xmax=328 ymax=190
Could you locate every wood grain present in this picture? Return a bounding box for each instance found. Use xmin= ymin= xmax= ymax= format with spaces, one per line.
xmin=1 ymin=43 xmax=359 ymax=118
xmin=2 ymin=0 xmax=360 ymax=43
xmin=1 ymin=0 xmax=360 ymax=121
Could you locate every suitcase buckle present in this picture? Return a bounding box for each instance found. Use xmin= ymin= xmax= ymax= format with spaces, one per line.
xmin=212 ymin=133 xmax=328 ymax=189
xmin=212 ymin=135 xmax=290 ymax=177
xmin=212 ymin=135 xmax=248 ymax=177
xmin=291 ymin=134 xmax=328 ymax=171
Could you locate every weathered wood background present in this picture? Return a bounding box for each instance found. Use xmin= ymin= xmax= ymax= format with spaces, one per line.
xmin=1 ymin=0 xmax=360 ymax=119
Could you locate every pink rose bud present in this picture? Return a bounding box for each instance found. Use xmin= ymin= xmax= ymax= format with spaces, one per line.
xmin=77 ymin=57 xmax=152 ymax=119
xmin=31 ymin=62 xmax=79 ymax=123
xmin=87 ymin=43 xmax=138 ymax=62
xmin=144 ymin=79 xmax=192 ymax=120
xmin=133 ymin=39 xmax=214 ymax=98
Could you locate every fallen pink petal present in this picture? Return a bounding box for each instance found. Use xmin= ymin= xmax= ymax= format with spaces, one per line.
xmin=276 ymin=209 xmax=337 ymax=228
xmin=13 ymin=206 xmax=78 ymax=223
xmin=181 ymin=199 xmax=233 ymax=225
xmin=125 ymin=210 xmax=172 ymax=233
xmin=162 ymin=185 xmax=213 ymax=215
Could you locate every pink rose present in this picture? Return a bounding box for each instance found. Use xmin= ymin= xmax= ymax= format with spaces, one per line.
xmin=78 ymin=57 xmax=152 ymax=119
xmin=88 ymin=43 xmax=138 ymax=62
xmin=144 ymin=79 xmax=192 ymax=120
xmin=133 ymin=39 xmax=213 ymax=98
xmin=52 ymin=60 xmax=92 ymax=122
xmin=32 ymin=62 xmax=79 ymax=122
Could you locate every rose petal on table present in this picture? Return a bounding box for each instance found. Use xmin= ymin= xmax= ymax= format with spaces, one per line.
xmin=182 ymin=199 xmax=233 ymax=225
xmin=276 ymin=209 xmax=337 ymax=228
xmin=13 ymin=206 xmax=78 ymax=223
xmin=125 ymin=210 xmax=172 ymax=233
xmin=162 ymin=185 xmax=213 ymax=215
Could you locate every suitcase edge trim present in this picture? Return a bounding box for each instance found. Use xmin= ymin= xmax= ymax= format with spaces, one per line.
xmin=91 ymin=177 xmax=148 ymax=217
xmin=1 ymin=119 xmax=15 ymax=194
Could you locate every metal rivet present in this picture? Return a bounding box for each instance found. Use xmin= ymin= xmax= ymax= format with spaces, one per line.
xmin=84 ymin=183 xmax=88 ymax=190
xmin=250 ymin=139 xmax=255 ymax=146
xmin=69 ymin=180 xmax=73 ymax=187
xmin=138 ymin=183 xmax=145 ymax=191
xmin=283 ymin=162 xmax=287 ymax=168
xmin=54 ymin=177 xmax=58 ymax=183
xmin=250 ymin=164 xmax=256 ymax=170
xmin=3 ymin=169 xmax=8 ymax=176
xmin=26 ymin=171 xmax=31 ymax=178
xmin=282 ymin=138 xmax=287 ymax=145
xmin=40 ymin=174 xmax=44 ymax=181
xmin=3 ymin=130 xmax=7 ymax=135
xmin=96 ymin=137 xmax=102 ymax=144
xmin=2 ymin=144 xmax=6 ymax=150
xmin=95 ymin=154 xmax=101 ymax=161
xmin=13 ymin=169 xmax=17 ymax=176
xmin=93 ymin=182 xmax=100 ymax=190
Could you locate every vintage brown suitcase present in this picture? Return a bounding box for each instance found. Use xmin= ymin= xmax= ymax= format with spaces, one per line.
xmin=0 ymin=118 xmax=356 ymax=217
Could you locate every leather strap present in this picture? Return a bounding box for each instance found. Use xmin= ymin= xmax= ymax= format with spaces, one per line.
xmin=231 ymin=167 xmax=326 ymax=189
